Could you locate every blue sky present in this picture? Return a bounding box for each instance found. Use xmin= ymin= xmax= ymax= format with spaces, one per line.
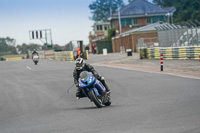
xmin=0 ymin=0 xmax=152 ymax=46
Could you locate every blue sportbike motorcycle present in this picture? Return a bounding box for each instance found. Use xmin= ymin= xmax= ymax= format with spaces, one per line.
xmin=78 ymin=71 xmax=111 ymax=108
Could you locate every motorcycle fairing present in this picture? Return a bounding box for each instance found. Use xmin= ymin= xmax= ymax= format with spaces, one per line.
xmin=94 ymin=80 xmax=106 ymax=95
xmin=79 ymin=72 xmax=106 ymax=98
xmin=89 ymin=88 xmax=99 ymax=96
xmin=79 ymin=72 xmax=96 ymax=88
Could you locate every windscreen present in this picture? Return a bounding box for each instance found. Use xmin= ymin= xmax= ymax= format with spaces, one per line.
xmin=80 ymin=71 xmax=89 ymax=80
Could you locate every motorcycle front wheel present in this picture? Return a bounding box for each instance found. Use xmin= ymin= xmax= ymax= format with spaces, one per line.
xmin=34 ymin=61 xmax=38 ymax=65
xmin=88 ymin=90 xmax=103 ymax=108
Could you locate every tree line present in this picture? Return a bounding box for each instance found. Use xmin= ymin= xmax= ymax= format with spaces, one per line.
xmin=0 ymin=37 xmax=17 ymax=56
xmin=0 ymin=37 xmax=77 ymax=56
xmin=153 ymin=0 xmax=200 ymax=23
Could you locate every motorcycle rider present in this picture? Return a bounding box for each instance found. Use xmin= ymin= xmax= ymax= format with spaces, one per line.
xmin=73 ymin=58 xmax=110 ymax=98
xmin=32 ymin=49 xmax=38 ymax=58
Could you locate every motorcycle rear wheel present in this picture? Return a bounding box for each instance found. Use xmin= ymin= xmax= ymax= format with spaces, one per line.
xmin=103 ymin=95 xmax=111 ymax=106
xmin=88 ymin=90 xmax=103 ymax=108
xmin=104 ymin=99 xmax=111 ymax=106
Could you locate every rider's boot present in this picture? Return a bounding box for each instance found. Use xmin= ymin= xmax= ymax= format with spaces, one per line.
xmin=104 ymin=83 xmax=111 ymax=97
xmin=100 ymin=78 xmax=111 ymax=97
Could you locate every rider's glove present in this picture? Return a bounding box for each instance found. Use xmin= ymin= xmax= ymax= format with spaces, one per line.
xmin=94 ymin=74 xmax=100 ymax=79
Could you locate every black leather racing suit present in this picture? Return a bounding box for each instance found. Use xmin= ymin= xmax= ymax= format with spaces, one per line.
xmin=73 ymin=63 xmax=110 ymax=98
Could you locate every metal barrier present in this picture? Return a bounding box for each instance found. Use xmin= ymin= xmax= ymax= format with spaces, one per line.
xmin=6 ymin=57 xmax=22 ymax=61
xmin=54 ymin=51 xmax=74 ymax=61
xmin=139 ymin=46 xmax=200 ymax=60
xmin=54 ymin=50 xmax=89 ymax=61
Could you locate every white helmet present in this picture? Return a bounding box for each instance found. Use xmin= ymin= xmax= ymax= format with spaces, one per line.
xmin=75 ymin=58 xmax=84 ymax=70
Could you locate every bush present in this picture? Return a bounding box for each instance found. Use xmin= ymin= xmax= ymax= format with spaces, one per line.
xmin=107 ymin=28 xmax=116 ymax=41
xmin=139 ymin=48 xmax=148 ymax=59
xmin=0 ymin=57 xmax=5 ymax=61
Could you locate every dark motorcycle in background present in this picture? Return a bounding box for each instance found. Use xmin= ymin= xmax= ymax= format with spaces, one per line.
xmin=78 ymin=71 xmax=111 ymax=108
xmin=32 ymin=54 xmax=39 ymax=65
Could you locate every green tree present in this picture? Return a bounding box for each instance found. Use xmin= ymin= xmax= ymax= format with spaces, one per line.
xmin=192 ymin=11 xmax=200 ymax=21
xmin=16 ymin=43 xmax=28 ymax=54
xmin=42 ymin=43 xmax=48 ymax=50
xmin=129 ymin=0 xmax=148 ymax=3
xmin=53 ymin=44 xmax=63 ymax=51
xmin=0 ymin=37 xmax=16 ymax=55
xmin=152 ymin=0 xmax=165 ymax=6
xmin=28 ymin=43 xmax=41 ymax=51
xmin=0 ymin=38 xmax=8 ymax=52
xmin=153 ymin=0 xmax=200 ymax=23
xmin=16 ymin=43 xmax=41 ymax=54
xmin=5 ymin=37 xmax=16 ymax=46
xmin=89 ymin=0 xmax=124 ymax=22
xmin=63 ymin=42 xmax=73 ymax=51
xmin=107 ymin=28 xmax=116 ymax=41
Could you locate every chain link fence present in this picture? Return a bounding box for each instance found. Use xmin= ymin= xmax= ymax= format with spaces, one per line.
xmin=137 ymin=21 xmax=200 ymax=48
xmin=155 ymin=21 xmax=200 ymax=47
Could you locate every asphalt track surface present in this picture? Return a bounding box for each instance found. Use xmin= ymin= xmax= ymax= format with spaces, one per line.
xmin=0 ymin=58 xmax=200 ymax=133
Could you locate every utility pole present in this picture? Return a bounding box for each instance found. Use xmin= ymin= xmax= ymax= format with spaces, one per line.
xmin=118 ymin=4 xmax=122 ymax=34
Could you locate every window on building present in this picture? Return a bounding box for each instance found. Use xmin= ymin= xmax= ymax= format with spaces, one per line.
xmin=152 ymin=16 xmax=159 ymax=23
xmin=147 ymin=17 xmax=152 ymax=24
xmin=133 ymin=18 xmax=138 ymax=25
xmin=158 ymin=16 xmax=165 ymax=22
xmin=121 ymin=18 xmax=132 ymax=27
xmin=99 ymin=25 xmax=102 ymax=30
xmin=121 ymin=19 xmax=125 ymax=26
xmin=152 ymin=16 xmax=166 ymax=23
xmin=104 ymin=25 xmax=107 ymax=30
xmin=97 ymin=25 xmax=103 ymax=31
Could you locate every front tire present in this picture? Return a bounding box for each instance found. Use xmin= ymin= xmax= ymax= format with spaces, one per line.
xmin=88 ymin=90 xmax=103 ymax=108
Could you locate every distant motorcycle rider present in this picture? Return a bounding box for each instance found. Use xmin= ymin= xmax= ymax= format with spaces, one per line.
xmin=73 ymin=58 xmax=110 ymax=98
xmin=32 ymin=49 xmax=38 ymax=58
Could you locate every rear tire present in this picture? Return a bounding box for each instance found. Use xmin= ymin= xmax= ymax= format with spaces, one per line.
xmin=103 ymin=93 xmax=111 ymax=106
xmin=88 ymin=90 xmax=103 ymax=108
